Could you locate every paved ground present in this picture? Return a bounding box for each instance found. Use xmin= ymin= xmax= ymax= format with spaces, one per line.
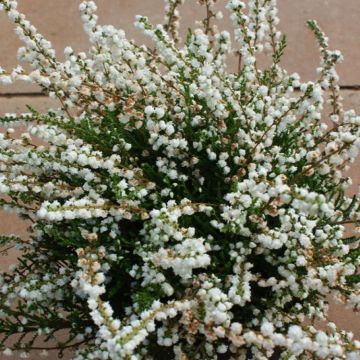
xmin=0 ymin=1 xmax=360 ymax=358
xmin=1 ymin=0 xmax=360 ymax=93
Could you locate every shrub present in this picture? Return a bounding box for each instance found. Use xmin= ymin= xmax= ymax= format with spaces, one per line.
xmin=0 ymin=0 xmax=359 ymax=359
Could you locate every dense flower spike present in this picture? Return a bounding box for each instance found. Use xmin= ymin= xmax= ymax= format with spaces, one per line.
xmin=0 ymin=0 xmax=359 ymax=359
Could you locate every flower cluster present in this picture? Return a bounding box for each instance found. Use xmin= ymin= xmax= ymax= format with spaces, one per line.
xmin=0 ymin=0 xmax=360 ymax=359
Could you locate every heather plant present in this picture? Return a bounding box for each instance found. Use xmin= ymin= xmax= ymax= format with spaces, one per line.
xmin=0 ymin=0 xmax=359 ymax=359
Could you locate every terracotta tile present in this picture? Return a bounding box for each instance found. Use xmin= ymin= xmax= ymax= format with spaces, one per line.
xmin=1 ymin=1 xmax=360 ymax=93
xmin=277 ymin=0 xmax=360 ymax=84
xmin=0 ymin=96 xmax=57 ymax=113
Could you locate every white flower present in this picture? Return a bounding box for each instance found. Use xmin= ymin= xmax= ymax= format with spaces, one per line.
xmin=3 ymin=349 xmax=13 ymax=356
xmin=261 ymin=322 xmax=274 ymax=336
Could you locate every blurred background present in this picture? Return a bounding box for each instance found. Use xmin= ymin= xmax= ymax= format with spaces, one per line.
xmin=0 ymin=1 xmax=359 ymax=358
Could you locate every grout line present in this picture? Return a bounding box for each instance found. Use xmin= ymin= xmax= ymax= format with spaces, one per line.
xmin=0 ymin=92 xmax=47 ymax=98
xmin=1 ymin=85 xmax=360 ymax=98
xmin=339 ymin=85 xmax=360 ymax=90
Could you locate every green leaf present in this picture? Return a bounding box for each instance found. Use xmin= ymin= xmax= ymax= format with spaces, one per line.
xmin=343 ymin=195 xmax=358 ymax=219
xmin=133 ymin=284 xmax=164 ymax=312
xmin=346 ymin=274 xmax=360 ymax=285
